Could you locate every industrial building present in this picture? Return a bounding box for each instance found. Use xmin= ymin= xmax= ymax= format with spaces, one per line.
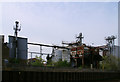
xmin=60 ymin=33 xmax=102 ymax=68
xmin=1 ymin=21 xmax=119 ymax=69
xmin=51 ymin=49 xmax=70 ymax=63
xmin=99 ymin=45 xmax=120 ymax=58
xmin=1 ymin=32 xmax=119 ymax=69
xmin=1 ymin=35 xmax=28 ymax=65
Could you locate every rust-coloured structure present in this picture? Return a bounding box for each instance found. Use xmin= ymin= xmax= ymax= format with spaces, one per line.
xmin=70 ymin=45 xmax=102 ymax=68
xmin=63 ymin=33 xmax=102 ymax=68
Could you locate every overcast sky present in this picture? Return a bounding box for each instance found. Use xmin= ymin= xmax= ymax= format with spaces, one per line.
xmin=0 ymin=2 xmax=118 ymax=58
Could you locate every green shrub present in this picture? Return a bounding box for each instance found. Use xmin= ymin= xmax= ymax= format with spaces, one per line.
xmin=100 ymin=55 xmax=119 ymax=71
xmin=9 ymin=58 xmax=19 ymax=64
xmin=46 ymin=60 xmax=54 ymax=66
xmin=31 ymin=56 xmax=45 ymax=66
xmin=79 ymin=66 xmax=83 ymax=70
xmin=54 ymin=60 xmax=70 ymax=67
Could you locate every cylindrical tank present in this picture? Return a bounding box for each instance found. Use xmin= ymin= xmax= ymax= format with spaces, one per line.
xmin=62 ymin=49 xmax=70 ymax=62
xmin=52 ymin=49 xmax=62 ymax=62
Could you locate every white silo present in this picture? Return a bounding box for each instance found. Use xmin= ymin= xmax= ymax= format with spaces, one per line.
xmin=51 ymin=49 xmax=62 ymax=62
xmin=62 ymin=49 xmax=70 ymax=62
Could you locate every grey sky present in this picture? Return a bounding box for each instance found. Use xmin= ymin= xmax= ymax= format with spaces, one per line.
xmin=0 ymin=2 xmax=118 ymax=58
xmin=1 ymin=2 xmax=118 ymax=46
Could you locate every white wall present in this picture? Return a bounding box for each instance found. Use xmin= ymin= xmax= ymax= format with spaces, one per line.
xmin=0 ymin=36 xmax=2 ymax=82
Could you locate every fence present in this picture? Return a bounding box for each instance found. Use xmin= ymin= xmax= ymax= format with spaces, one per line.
xmin=2 ymin=71 xmax=120 ymax=82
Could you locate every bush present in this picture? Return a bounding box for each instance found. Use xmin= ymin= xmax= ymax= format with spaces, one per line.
xmin=46 ymin=60 xmax=53 ymax=66
xmin=9 ymin=58 xmax=19 ymax=64
xmin=79 ymin=66 xmax=83 ymax=70
xmin=100 ymin=55 xmax=119 ymax=71
xmin=31 ymin=56 xmax=45 ymax=66
xmin=54 ymin=60 xmax=71 ymax=67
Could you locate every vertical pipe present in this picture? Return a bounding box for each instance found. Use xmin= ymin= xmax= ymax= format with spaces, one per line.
xmin=40 ymin=46 xmax=42 ymax=58
xmin=31 ymin=52 xmax=32 ymax=64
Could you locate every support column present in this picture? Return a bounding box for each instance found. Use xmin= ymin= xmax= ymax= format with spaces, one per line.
xmin=31 ymin=52 xmax=32 ymax=64
xmin=40 ymin=46 xmax=42 ymax=58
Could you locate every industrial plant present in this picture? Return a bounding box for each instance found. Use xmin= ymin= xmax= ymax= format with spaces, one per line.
xmin=1 ymin=21 xmax=120 ymax=68
xmin=1 ymin=21 xmax=120 ymax=82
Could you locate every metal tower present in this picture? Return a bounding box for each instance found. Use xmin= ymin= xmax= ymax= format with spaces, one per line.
xmin=105 ymin=35 xmax=116 ymax=55
xmin=13 ymin=21 xmax=21 ymax=59
xmin=76 ymin=33 xmax=84 ymax=46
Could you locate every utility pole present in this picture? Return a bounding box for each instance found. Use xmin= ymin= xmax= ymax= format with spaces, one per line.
xmin=13 ymin=21 xmax=21 ymax=59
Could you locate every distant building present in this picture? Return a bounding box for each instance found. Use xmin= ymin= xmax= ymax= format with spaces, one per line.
xmin=51 ymin=49 xmax=70 ymax=63
xmin=9 ymin=36 xmax=28 ymax=60
xmin=1 ymin=35 xmax=28 ymax=65
xmin=99 ymin=45 xmax=120 ymax=58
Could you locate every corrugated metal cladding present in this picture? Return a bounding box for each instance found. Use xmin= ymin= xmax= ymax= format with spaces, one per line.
xmin=9 ymin=36 xmax=27 ymax=60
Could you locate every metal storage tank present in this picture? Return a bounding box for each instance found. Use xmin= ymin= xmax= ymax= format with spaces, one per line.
xmin=52 ymin=49 xmax=62 ymax=62
xmin=113 ymin=46 xmax=120 ymax=58
xmin=62 ymin=49 xmax=70 ymax=62
xmin=9 ymin=36 xmax=27 ymax=60
xmin=9 ymin=36 xmax=16 ymax=58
